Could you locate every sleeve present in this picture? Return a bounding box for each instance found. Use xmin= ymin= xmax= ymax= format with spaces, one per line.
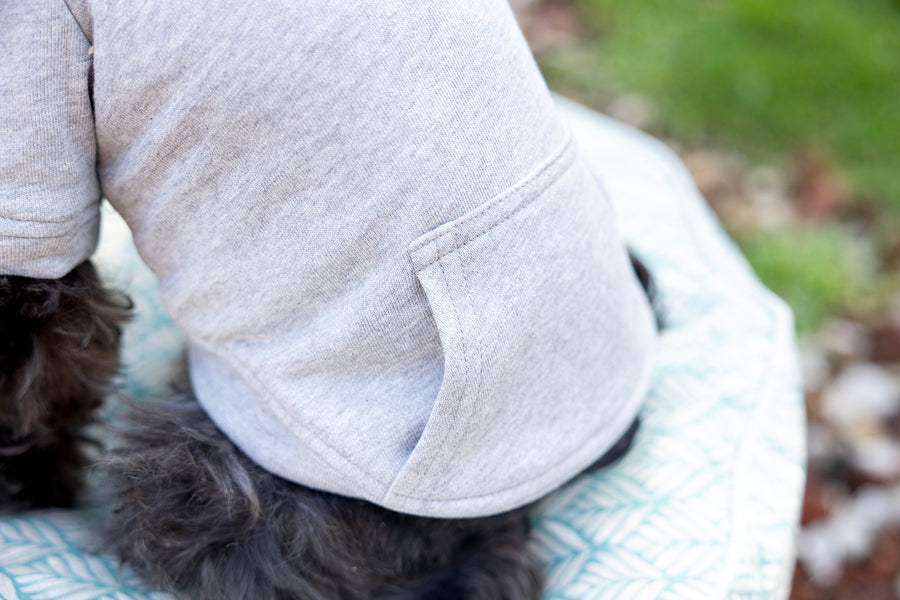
xmin=0 ymin=0 xmax=100 ymax=278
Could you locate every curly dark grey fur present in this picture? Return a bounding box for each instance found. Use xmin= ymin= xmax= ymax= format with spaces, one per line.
xmin=0 ymin=261 xmax=131 ymax=510
xmin=101 ymin=393 xmax=543 ymax=600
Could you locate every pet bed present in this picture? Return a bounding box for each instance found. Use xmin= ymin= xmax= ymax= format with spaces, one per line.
xmin=0 ymin=96 xmax=805 ymax=600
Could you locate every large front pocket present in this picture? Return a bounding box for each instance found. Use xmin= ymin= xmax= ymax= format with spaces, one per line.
xmin=386 ymin=136 xmax=655 ymax=516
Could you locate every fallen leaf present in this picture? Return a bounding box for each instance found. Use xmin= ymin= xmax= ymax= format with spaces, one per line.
xmin=512 ymin=0 xmax=582 ymax=53
xmin=871 ymin=319 xmax=900 ymax=363
xmin=792 ymin=151 xmax=849 ymax=223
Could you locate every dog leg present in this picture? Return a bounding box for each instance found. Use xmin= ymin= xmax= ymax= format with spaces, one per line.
xmin=0 ymin=261 xmax=130 ymax=510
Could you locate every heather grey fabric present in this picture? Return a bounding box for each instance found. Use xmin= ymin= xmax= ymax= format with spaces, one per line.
xmin=0 ymin=0 xmax=656 ymax=517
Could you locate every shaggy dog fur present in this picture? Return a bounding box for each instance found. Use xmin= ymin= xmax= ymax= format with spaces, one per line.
xmin=0 ymin=261 xmax=130 ymax=510
xmin=101 ymin=393 xmax=545 ymax=600
xmin=0 ymin=253 xmax=655 ymax=599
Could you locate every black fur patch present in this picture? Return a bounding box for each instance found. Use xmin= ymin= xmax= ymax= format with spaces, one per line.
xmin=101 ymin=394 xmax=543 ymax=600
xmin=0 ymin=261 xmax=130 ymax=510
xmin=629 ymin=250 xmax=665 ymax=330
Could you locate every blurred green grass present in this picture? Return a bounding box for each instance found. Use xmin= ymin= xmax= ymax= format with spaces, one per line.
xmin=542 ymin=0 xmax=900 ymax=211
xmin=741 ymin=226 xmax=880 ymax=331
xmin=535 ymin=0 xmax=900 ymax=330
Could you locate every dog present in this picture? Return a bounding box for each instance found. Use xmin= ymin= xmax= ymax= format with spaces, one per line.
xmin=1 ymin=2 xmax=659 ymax=598
xmin=0 ymin=253 xmax=654 ymax=600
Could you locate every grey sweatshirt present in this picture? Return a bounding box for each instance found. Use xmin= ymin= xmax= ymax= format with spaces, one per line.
xmin=0 ymin=0 xmax=656 ymax=517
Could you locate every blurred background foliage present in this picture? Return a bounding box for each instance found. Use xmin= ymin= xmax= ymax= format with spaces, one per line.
xmin=517 ymin=0 xmax=900 ymax=333
xmin=554 ymin=0 xmax=900 ymax=207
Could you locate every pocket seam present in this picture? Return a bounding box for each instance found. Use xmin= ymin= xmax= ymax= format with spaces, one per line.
xmin=408 ymin=133 xmax=575 ymax=271
xmin=420 ymin=250 xmax=471 ymax=478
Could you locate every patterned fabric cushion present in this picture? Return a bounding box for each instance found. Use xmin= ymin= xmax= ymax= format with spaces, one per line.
xmin=0 ymin=97 xmax=805 ymax=600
